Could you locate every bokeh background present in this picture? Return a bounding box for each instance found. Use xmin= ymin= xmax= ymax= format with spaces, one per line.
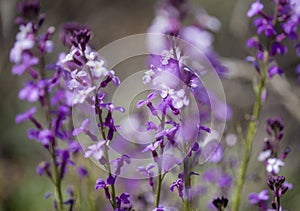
xmin=0 ymin=0 xmax=300 ymax=210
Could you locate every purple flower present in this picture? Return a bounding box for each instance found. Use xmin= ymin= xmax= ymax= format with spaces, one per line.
xmin=73 ymin=119 xmax=89 ymax=135
xmin=270 ymin=42 xmax=288 ymax=56
xmin=37 ymin=129 xmax=55 ymax=147
xmin=137 ymin=92 xmax=158 ymax=116
xmin=15 ymin=107 xmax=36 ymax=123
xmin=142 ymin=139 xmax=162 ymax=154
xmin=265 ymin=117 xmax=284 ymax=141
xmin=267 ymin=176 xmax=289 ymax=197
xmin=36 ymin=161 xmax=51 ymax=178
xmin=137 ymin=163 xmax=155 ymax=187
xmin=76 ymin=166 xmax=88 ymax=178
xmin=119 ymin=192 xmax=131 ymax=204
xmin=10 ymin=23 xmax=35 ymax=63
xmin=17 ymin=0 xmax=40 ymax=19
xmin=111 ymin=155 xmax=130 ymax=176
xmin=246 ymin=37 xmax=262 ymax=50
xmin=217 ymin=173 xmax=232 ymax=188
xmin=248 ymin=190 xmax=269 ymax=205
xmin=254 ymin=18 xmax=276 ymax=37
xmin=95 ymin=179 xmax=107 ymax=191
xmin=95 ymin=178 xmax=111 ymax=200
xmin=247 ymin=0 xmax=264 ymax=17
xmin=12 ymin=53 xmax=38 ymax=76
xmin=18 ymin=82 xmax=40 ymax=102
xmin=268 ymin=65 xmax=283 ymax=78
xmin=170 ymin=178 xmax=184 ymax=198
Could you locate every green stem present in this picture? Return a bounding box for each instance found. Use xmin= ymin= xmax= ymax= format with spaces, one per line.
xmin=155 ymin=174 xmax=163 ymax=208
xmin=183 ymin=157 xmax=191 ymax=211
xmin=50 ymin=146 xmax=64 ymax=211
xmin=155 ymin=114 xmax=166 ymax=208
xmin=232 ymin=71 xmax=266 ymax=211
xmin=39 ymin=55 xmax=64 ymax=210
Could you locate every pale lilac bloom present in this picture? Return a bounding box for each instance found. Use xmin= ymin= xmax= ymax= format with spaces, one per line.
xmin=12 ymin=53 xmax=38 ymax=76
xmin=217 ymin=173 xmax=232 ymax=188
xmin=248 ymin=190 xmax=269 ymax=204
xmin=67 ymin=70 xmax=87 ymax=90
xmin=266 ymin=158 xmax=285 ymax=174
xmin=72 ymin=86 xmax=95 ymax=104
xmin=170 ymin=89 xmax=189 ymax=109
xmin=142 ymin=139 xmax=162 ymax=152
xmin=10 ymin=23 xmax=35 ymax=63
xmin=258 ymin=149 xmax=272 ymax=162
xmin=15 ymin=107 xmax=36 ymax=123
xmin=86 ymin=59 xmax=108 ymax=78
xmin=247 ymin=0 xmax=264 ymax=18
xmin=137 ymin=163 xmax=155 ymax=186
xmin=180 ymin=26 xmax=213 ymax=53
xmin=111 ymin=155 xmax=130 ymax=175
xmin=137 ymin=163 xmax=155 ymax=176
xmin=73 ymin=119 xmax=89 ymax=135
xmin=18 ymin=82 xmax=40 ymax=102
xmin=84 ymin=141 xmax=106 ymax=160
xmin=38 ymin=129 xmax=54 ymax=147
xmin=61 ymin=47 xmax=82 ymax=63
xmin=143 ymin=69 xmax=155 ymax=84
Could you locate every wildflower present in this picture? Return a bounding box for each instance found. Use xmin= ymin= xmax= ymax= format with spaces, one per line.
xmin=84 ymin=141 xmax=106 ymax=161
xmin=266 ymin=158 xmax=285 ymax=174
xmin=72 ymin=86 xmax=95 ymax=104
xmin=247 ymin=0 xmax=264 ymax=17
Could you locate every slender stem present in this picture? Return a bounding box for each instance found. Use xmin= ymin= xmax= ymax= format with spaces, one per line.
xmin=183 ymin=157 xmax=191 ymax=211
xmin=50 ymin=146 xmax=64 ymax=211
xmin=276 ymin=194 xmax=280 ymax=211
xmin=95 ymin=93 xmax=117 ymax=209
xmin=39 ymin=55 xmax=64 ymax=211
xmin=155 ymin=114 xmax=166 ymax=208
xmin=155 ymin=174 xmax=163 ymax=208
xmin=232 ymin=69 xmax=266 ymax=211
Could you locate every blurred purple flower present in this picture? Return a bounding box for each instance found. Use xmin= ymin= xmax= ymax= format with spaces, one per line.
xmin=247 ymin=0 xmax=264 ymax=17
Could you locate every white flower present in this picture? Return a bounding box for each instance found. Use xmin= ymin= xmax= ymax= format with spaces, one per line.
xmin=266 ymin=158 xmax=284 ymax=174
xmin=171 ymin=89 xmax=190 ymax=109
xmin=258 ymin=149 xmax=272 ymax=162
xmin=84 ymin=141 xmax=106 ymax=160
xmin=85 ymin=50 xmax=98 ymax=61
xmin=143 ymin=69 xmax=155 ymax=84
xmin=73 ymin=86 xmax=95 ymax=104
xmin=16 ymin=23 xmax=33 ymax=40
xmin=86 ymin=60 xmax=108 ymax=78
xmin=160 ymin=86 xmax=175 ymax=98
xmin=10 ymin=39 xmax=35 ymax=63
xmin=61 ymin=48 xmax=80 ymax=63
xmin=161 ymin=47 xmax=182 ymax=65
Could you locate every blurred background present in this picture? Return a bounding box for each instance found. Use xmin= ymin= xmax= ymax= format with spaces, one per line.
xmin=0 ymin=0 xmax=300 ymax=210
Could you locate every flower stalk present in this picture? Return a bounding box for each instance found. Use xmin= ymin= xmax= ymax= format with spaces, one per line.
xmin=232 ymin=59 xmax=267 ymax=211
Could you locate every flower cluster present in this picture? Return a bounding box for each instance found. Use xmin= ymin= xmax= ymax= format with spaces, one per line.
xmin=148 ymin=0 xmax=227 ymax=77
xmin=249 ymin=117 xmax=292 ymax=210
xmin=58 ymin=20 xmax=131 ymax=210
xmin=133 ymin=1 xmax=233 ymax=210
xmin=10 ymin=1 xmax=81 ymax=210
xmin=246 ymin=0 xmax=300 ymax=79
xmin=11 ymin=0 xmax=299 ymax=211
